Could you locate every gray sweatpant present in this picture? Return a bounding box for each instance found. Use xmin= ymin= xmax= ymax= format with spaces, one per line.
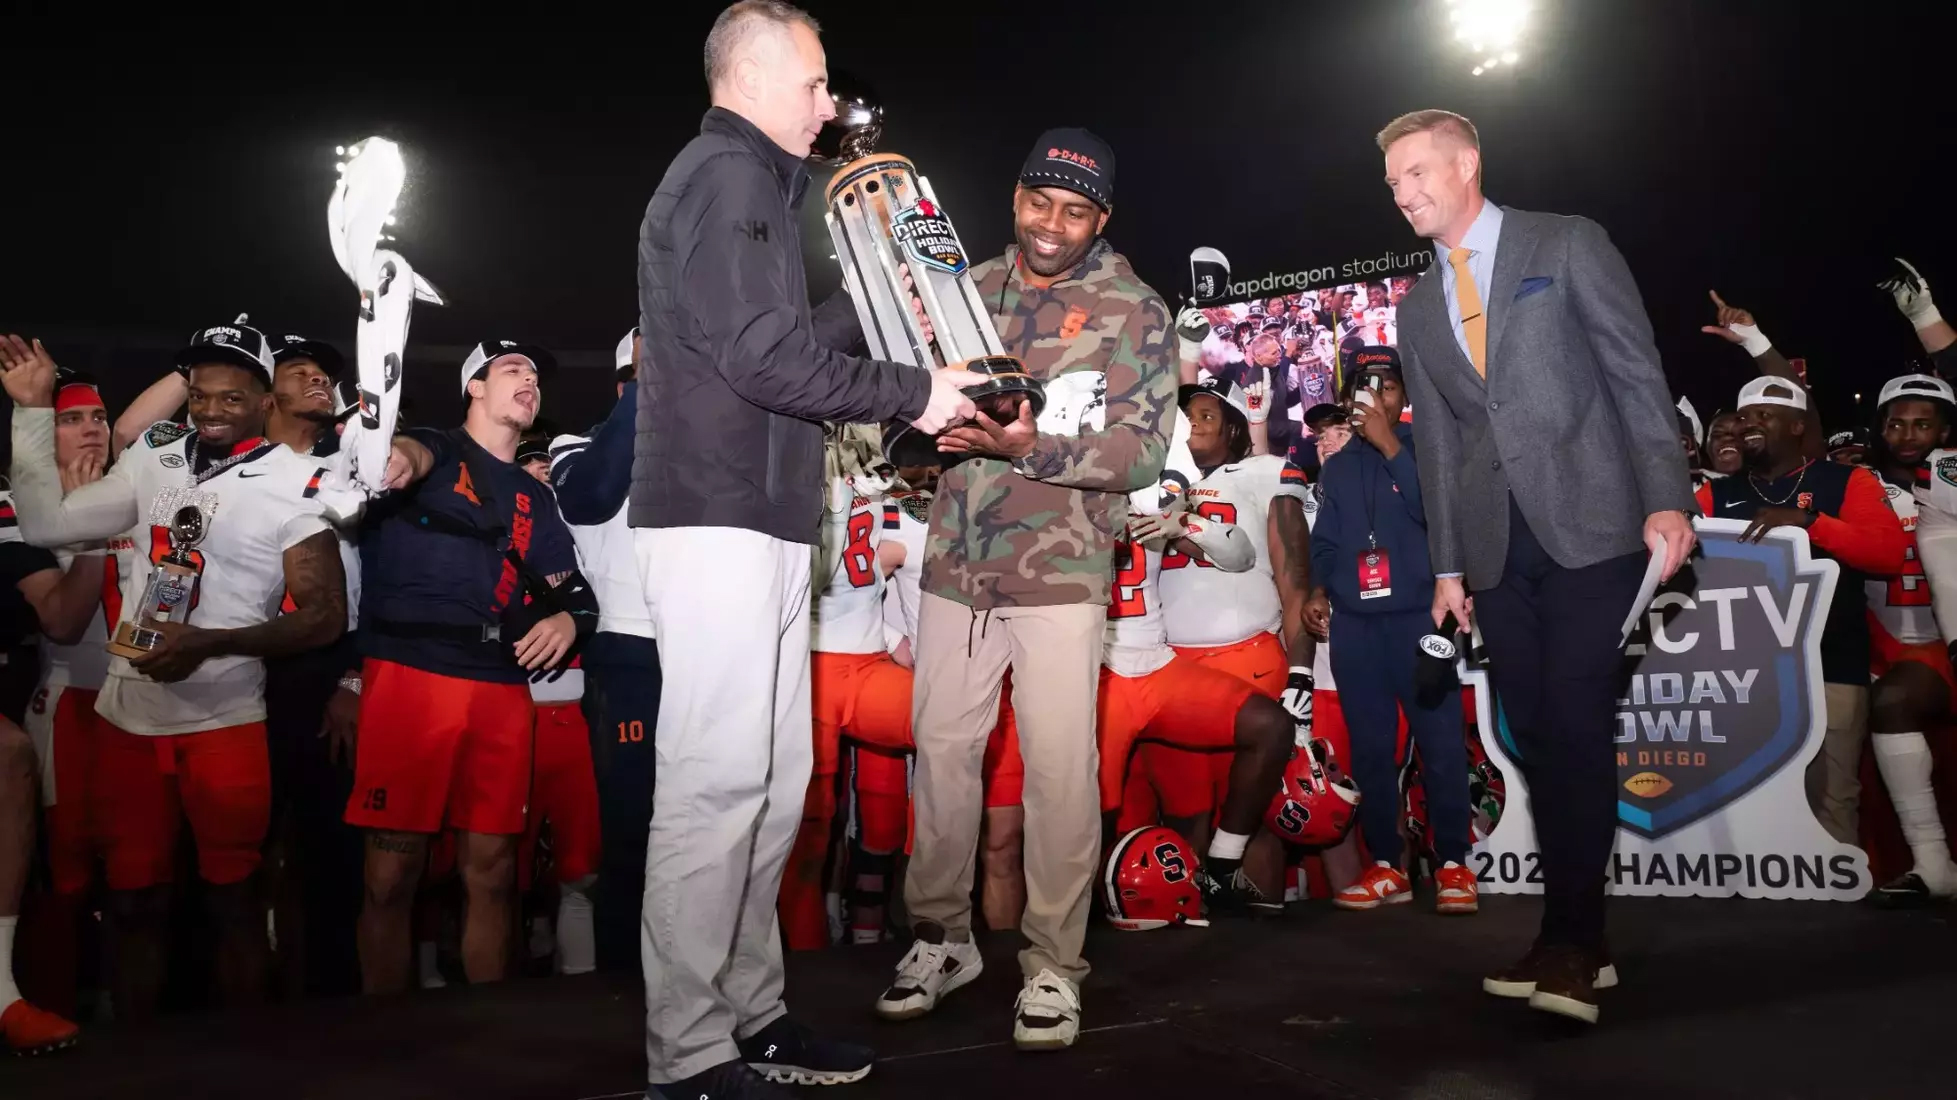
xmin=637 ymin=526 xmax=813 ymax=1085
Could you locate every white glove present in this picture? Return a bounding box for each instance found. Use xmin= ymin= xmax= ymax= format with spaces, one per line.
xmin=1726 ymin=322 xmax=1774 ymax=357
xmin=1244 ymin=366 xmax=1272 ymax=425
xmin=1880 ymin=258 xmax=1944 ymax=331
xmin=1126 ymin=510 xmax=1184 ymax=547
xmin=1176 ymin=306 xmax=1208 ymax=362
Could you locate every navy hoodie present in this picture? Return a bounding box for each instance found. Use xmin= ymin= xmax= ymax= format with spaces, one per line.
xmin=1308 ymin=422 xmax=1435 ymax=615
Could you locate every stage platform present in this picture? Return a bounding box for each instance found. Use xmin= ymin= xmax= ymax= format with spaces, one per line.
xmin=9 ymin=894 xmax=1953 ymax=1099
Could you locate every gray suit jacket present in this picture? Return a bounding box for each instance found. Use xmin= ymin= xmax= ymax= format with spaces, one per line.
xmin=1399 ymin=206 xmax=1694 ymax=591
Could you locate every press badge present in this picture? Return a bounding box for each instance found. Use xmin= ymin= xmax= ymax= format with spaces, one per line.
xmin=1357 ymin=549 xmax=1392 ymax=599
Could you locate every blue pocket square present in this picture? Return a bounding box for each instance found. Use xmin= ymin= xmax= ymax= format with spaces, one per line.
xmin=1515 ymin=276 xmax=1553 ymax=301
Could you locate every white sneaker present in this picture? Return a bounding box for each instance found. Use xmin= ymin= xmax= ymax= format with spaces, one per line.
xmin=1012 ymin=968 xmax=1081 ymax=1051
xmin=874 ymin=934 xmax=983 ymax=1021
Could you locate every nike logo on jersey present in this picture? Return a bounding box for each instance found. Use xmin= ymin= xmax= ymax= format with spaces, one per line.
xmin=239 ymin=470 xmax=269 ymax=478
xmin=1721 ymin=500 xmax=1746 ymax=509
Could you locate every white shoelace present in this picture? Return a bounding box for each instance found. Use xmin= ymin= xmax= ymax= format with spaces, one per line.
xmin=1017 ymin=970 xmax=1080 ymax=1017
xmin=896 ymin=940 xmax=953 ymax=988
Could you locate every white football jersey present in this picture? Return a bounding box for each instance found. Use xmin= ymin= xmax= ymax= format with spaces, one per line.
xmin=1303 ymin=484 xmax=1336 ymax=691
xmin=0 ymin=484 xmax=19 ymax=543
xmin=1104 ymin=410 xmax=1199 ymax=678
xmin=813 ymin=475 xmax=888 ymax=655
xmin=1876 ymin=473 xmax=1939 ymax=645
xmin=549 ymin=434 xmax=653 ymax=641
xmin=1358 ymin=305 xmax=1396 ymax=347
xmin=94 ymin=424 xmax=331 ymax=736
xmin=40 ymin=544 xmax=116 ymax=693
xmin=880 ymin=491 xmax=931 ymax=648
xmin=1161 ymin=454 xmax=1309 ymax=647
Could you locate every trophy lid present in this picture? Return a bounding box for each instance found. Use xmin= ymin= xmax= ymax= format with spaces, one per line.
xmin=809 ymin=70 xmax=884 ymax=167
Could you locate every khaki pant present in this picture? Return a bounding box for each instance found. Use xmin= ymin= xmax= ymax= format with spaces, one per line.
xmin=905 ymin=592 xmax=1104 ymax=983
xmin=1806 ymin=682 xmax=1870 ymax=846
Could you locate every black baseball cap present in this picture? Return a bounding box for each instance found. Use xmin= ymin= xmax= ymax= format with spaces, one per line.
xmin=1827 ymin=427 xmax=1871 ymax=452
xmin=517 ymin=437 xmax=552 ymax=465
xmin=1304 ymin=403 xmax=1349 ymax=431
xmin=176 ymin=319 xmax=275 ymax=384
xmin=274 ymin=334 xmax=346 ymax=377
xmin=1019 ymin=127 xmax=1115 ymax=210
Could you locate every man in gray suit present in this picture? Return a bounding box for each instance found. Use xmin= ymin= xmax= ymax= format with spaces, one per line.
xmin=1379 ymin=110 xmax=1696 ymax=1026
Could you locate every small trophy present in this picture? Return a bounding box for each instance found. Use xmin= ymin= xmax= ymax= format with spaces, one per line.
xmin=814 ymin=81 xmax=1040 ymax=445
xmin=107 ymin=500 xmax=213 ymax=659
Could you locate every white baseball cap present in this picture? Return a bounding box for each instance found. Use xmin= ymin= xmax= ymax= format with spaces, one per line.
xmin=1877 ymin=373 xmax=1955 ymax=409
xmin=614 ymin=328 xmax=639 ymax=377
xmin=1736 ymin=376 xmax=1808 ymax=412
xmin=1178 ymin=378 xmax=1251 ymax=424
xmin=459 ymin=339 xmax=556 ymax=396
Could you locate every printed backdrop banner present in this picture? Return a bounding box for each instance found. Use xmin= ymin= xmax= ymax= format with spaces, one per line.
xmin=1464 ymin=519 xmax=1871 ymax=900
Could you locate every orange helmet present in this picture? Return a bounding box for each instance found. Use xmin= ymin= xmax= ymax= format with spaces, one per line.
xmin=1264 ymin=737 xmax=1360 ymax=848
xmin=1103 ymin=826 xmax=1209 ymax=931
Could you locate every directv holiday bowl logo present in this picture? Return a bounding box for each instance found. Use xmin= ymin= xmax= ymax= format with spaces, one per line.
xmin=891 ymin=198 xmax=968 ymax=276
xmin=1603 ymin=526 xmax=1835 ymax=839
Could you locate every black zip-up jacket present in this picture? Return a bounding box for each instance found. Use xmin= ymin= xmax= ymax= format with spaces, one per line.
xmin=631 ymin=107 xmax=931 ymax=543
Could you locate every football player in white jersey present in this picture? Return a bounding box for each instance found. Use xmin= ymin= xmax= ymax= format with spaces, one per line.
xmin=3 ymin=322 xmax=346 ymax=1020
xmin=1093 ymin=411 xmax=1294 ymax=915
xmin=868 ymin=431 xmax=1028 ymax=941
xmin=1866 ymin=375 xmax=1957 ymax=905
xmin=782 ymin=430 xmax=919 ymax=951
xmin=0 ymin=353 xmax=118 ymax=1051
xmin=549 ymin=328 xmax=659 ymax=973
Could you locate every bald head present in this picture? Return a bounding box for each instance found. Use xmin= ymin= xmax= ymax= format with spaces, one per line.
xmin=705 ymin=1 xmax=835 ymax=157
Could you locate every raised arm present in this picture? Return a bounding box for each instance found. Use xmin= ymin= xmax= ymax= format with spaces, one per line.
xmin=114 ymin=371 xmax=189 ymax=452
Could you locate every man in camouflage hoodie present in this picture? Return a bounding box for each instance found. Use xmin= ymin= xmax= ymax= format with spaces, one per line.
xmin=871 ymin=128 xmax=1176 ymax=1051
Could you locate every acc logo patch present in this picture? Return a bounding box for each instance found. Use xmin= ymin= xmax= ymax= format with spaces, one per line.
xmin=160 ymin=454 xmax=186 ymax=469
xmin=1625 ymin=771 xmax=1674 ymax=799
xmin=1938 ymin=455 xmax=1957 ymax=487
xmin=144 ymin=421 xmax=193 ymax=448
xmin=899 ymin=492 xmax=932 ymax=525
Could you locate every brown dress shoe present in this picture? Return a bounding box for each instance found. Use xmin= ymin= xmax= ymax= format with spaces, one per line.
xmin=1526 ymin=946 xmax=1602 ymax=1024
xmin=1483 ymin=944 xmax=1619 ymax=998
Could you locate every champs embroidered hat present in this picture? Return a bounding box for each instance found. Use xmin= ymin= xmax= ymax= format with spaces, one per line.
xmin=176 ymin=316 xmax=276 ymax=384
xmin=274 ymin=333 xmax=347 ymax=377
xmin=1019 ymin=127 xmax=1115 ymax=210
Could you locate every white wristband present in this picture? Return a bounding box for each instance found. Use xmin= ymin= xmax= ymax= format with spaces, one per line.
xmin=1910 ymin=302 xmax=1947 ymax=332
xmin=338 ymin=674 xmax=362 ymax=695
xmin=1728 ymin=322 xmax=1774 ymax=358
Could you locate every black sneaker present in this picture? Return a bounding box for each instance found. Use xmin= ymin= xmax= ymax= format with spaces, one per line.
xmin=650 ymin=1059 xmax=791 ymax=1099
xmin=1194 ymin=866 xmax=1283 ymax=916
xmin=1870 ymin=872 xmax=1935 ymax=909
xmin=737 ymin=1016 xmax=874 ymax=1086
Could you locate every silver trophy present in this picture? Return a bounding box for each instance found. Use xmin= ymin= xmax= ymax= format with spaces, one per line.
xmin=816 ymin=84 xmax=1038 ymax=433
xmin=107 ymin=495 xmax=216 ymax=658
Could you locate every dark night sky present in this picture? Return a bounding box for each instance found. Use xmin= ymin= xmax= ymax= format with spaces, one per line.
xmin=4 ymin=1 xmax=1951 ymax=433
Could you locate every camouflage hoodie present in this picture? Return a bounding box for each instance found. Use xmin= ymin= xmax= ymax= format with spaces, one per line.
xmin=923 ymin=238 xmax=1175 ymax=609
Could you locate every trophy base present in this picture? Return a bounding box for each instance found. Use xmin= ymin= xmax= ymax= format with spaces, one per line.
xmin=106 ymin=624 xmax=163 ymax=660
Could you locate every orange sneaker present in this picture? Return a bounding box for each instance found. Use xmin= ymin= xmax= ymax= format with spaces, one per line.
xmin=1333 ymin=862 xmax=1413 ymax=910
xmin=1435 ymin=861 xmax=1479 ymax=914
xmin=2 ymin=998 xmax=80 ymax=1055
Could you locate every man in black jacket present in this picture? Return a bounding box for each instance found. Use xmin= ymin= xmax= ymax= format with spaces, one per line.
xmin=631 ymin=3 xmax=981 ymax=1097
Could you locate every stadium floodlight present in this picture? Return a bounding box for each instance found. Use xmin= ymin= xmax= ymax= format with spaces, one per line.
xmin=1447 ymin=0 xmax=1532 ymax=76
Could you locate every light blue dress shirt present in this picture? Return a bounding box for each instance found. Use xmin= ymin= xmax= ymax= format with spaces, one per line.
xmin=1433 ymin=200 xmax=1504 ymax=364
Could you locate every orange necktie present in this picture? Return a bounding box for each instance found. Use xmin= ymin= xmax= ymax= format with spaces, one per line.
xmin=1448 ymin=246 xmax=1487 ymax=378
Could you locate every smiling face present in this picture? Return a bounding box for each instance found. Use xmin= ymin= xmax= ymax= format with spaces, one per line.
xmin=1740 ymin=404 xmax=1804 ymax=469
xmin=1704 ymin=412 xmax=1745 ymax=474
xmin=1184 ymin=393 xmax=1242 ymax=466
xmin=1012 ymin=184 xmax=1107 ymax=279
xmin=273 ymin=357 xmax=335 ymax=422
xmin=1384 ymin=128 xmax=1482 ymax=245
xmin=186 ymin=362 xmax=273 ymax=446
